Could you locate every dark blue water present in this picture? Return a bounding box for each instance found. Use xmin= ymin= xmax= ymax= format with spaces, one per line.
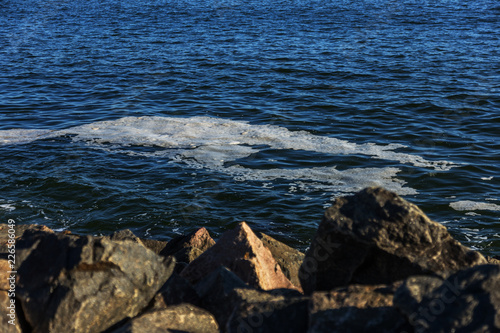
xmin=1 ymin=0 xmax=499 ymax=255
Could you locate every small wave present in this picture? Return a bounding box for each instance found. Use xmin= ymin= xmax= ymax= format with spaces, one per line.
xmin=450 ymin=200 xmax=500 ymax=212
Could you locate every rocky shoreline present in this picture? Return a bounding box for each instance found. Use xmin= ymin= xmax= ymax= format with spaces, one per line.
xmin=1 ymin=187 xmax=499 ymax=332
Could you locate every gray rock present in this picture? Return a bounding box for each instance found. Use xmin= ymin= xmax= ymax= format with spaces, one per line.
xmin=394 ymin=264 xmax=500 ymax=333
xmin=299 ymin=187 xmax=487 ymax=293
xmin=111 ymin=304 xmax=219 ymax=333
xmin=16 ymin=230 xmax=175 ymax=333
xmin=109 ymin=229 xmax=168 ymax=255
xmin=309 ymin=284 xmax=410 ymax=333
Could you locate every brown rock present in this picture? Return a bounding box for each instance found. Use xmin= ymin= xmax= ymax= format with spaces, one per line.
xmin=111 ymin=304 xmax=219 ymax=333
xmin=0 ymin=260 xmax=12 ymax=291
xmin=256 ymin=232 xmax=305 ymax=290
xmin=300 ymin=187 xmax=487 ymax=293
xmin=152 ymin=273 xmax=200 ymax=309
xmin=0 ymin=291 xmax=23 ymax=333
xmin=0 ymin=223 xmax=54 ymax=255
xmin=181 ymin=222 xmax=299 ymax=291
xmin=109 ymin=229 xmax=168 ymax=255
xmin=309 ymin=283 xmax=410 ymax=332
xmin=160 ymin=227 xmax=215 ymax=264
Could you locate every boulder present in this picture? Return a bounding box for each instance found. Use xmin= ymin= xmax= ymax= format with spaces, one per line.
xmin=299 ymin=187 xmax=487 ymax=293
xmin=226 ymin=293 xmax=309 ymax=333
xmin=111 ymin=304 xmax=219 ymax=333
xmin=181 ymin=222 xmax=299 ymax=291
xmin=0 ymin=223 xmax=54 ymax=256
xmin=394 ymin=264 xmax=500 ymax=332
xmin=16 ymin=230 xmax=175 ymax=333
xmin=152 ymin=273 xmax=200 ymax=309
xmin=109 ymin=229 xmax=167 ymax=255
xmin=160 ymin=227 xmax=216 ymax=265
xmin=256 ymin=232 xmax=305 ymax=290
xmin=0 ymin=291 xmax=23 ymax=333
xmin=309 ymin=284 xmax=410 ymax=332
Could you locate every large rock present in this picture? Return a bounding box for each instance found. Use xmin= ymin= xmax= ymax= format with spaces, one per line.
xmin=0 ymin=291 xmax=23 ymax=333
xmin=152 ymin=273 xmax=200 ymax=309
xmin=257 ymin=232 xmax=305 ymax=290
xmin=109 ymin=229 xmax=168 ymax=255
xmin=111 ymin=304 xmax=219 ymax=333
xmin=394 ymin=264 xmax=500 ymax=332
xmin=181 ymin=222 xmax=299 ymax=291
xmin=226 ymin=292 xmax=309 ymax=333
xmin=309 ymin=284 xmax=410 ymax=332
xmin=16 ymin=230 xmax=175 ymax=333
xmin=160 ymin=227 xmax=216 ymax=265
xmin=299 ymin=187 xmax=487 ymax=293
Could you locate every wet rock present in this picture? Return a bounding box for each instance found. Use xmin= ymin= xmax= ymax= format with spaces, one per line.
xmin=257 ymin=232 xmax=305 ymax=290
xmin=16 ymin=231 xmax=175 ymax=333
xmin=152 ymin=273 xmax=200 ymax=308
xmin=394 ymin=264 xmax=500 ymax=333
xmin=111 ymin=304 xmax=219 ymax=333
xmin=160 ymin=227 xmax=215 ymax=265
xmin=226 ymin=293 xmax=309 ymax=333
xmin=181 ymin=222 xmax=299 ymax=291
xmin=309 ymin=284 xmax=410 ymax=333
xmin=300 ymin=187 xmax=487 ymax=293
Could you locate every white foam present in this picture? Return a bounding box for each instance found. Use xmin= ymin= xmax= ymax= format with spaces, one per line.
xmin=0 ymin=203 xmax=16 ymax=212
xmin=0 ymin=116 xmax=457 ymax=196
xmin=450 ymin=200 xmax=500 ymax=212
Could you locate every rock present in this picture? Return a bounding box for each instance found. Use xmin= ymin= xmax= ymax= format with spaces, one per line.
xmin=486 ymin=256 xmax=500 ymax=265
xmin=16 ymin=230 xmax=175 ymax=333
xmin=111 ymin=304 xmax=219 ymax=333
xmin=0 ymin=291 xmax=23 ymax=333
xmin=394 ymin=264 xmax=500 ymax=333
xmin=299 ymin=187 xmax=487 ymax=293
xmin=160 ymin=227 xmax=216 ymax=265
xmin=109 ymin=229 xmax=167 ymax=255
xmin=256 ymin=232 xmax=305 ymax=290
xmin=0 ymin=223 xmax=54 ymax=256
xmin=152 ymin=273 xmax=200 ymax=309
xmin=181 ymin=222 xmax=299 ymax=292
xmin=309 ymin=284 xmax=410 ymax=333
xmin=0 ymin=259 xmax=12 ymax=291
xmin=226 ymin=293 xmax=309 ymax=333
xmin=194 ymin=266 xmax=251 ymax=327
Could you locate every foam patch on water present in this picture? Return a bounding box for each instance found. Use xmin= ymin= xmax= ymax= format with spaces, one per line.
xmin=0 ymin=116 xmax=457 ymax=196
xmin=450 ymin=200 xmax=500 ymax=212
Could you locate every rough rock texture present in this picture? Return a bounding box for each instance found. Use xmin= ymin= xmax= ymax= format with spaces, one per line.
xmin=194 ymin=266 xmax=252 ymax=327
xmin=300 ymin=187 xmax=487 ymax=293
xmin=0 ymin=291 xmax=23 ymax=333
xmin=0 ymin=223 xmax=54 ymax=256
xmin=309 ymin=284 xmax=410 ymax=333
xmin=226 ymin=293 xmax=309 ymax=333
xmin=257 ymin=232 xmax=305 ymax=290
xmin=16 ymin=230 xmax=175 ymax=333
xmin=394 ymin=264 xmax=500 ymax=333
xmin=111 ymin=304 xmax=219 ymax=333
xmin=109 ymin=229 xmax=167 ymax=255
xmin=160 ymin=227 xmax=216 ymax=265
xmin=153 ymin=273 xmax=200 ymax=309
xmin=181 ymin=222 xmax=299 ymax=291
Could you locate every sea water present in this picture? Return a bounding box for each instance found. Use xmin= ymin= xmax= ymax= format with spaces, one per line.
xmin=0 ymin=0 xmax=499 ymax=255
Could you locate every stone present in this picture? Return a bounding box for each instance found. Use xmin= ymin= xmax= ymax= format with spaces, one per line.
xmin=160 ymin=227 xmax=215 ymax=264
xmin=0 ymin=291 xmax=23 ymax=333
xmin=181 ymin=222 xmax=299 ymax=291
xmin=16 ymin=230 xmax=175 ymax=333
xmin=152 ymin=273 xmax=200 ymax=309
xmin=257 ymin=232 xmax=305 ymax=290
xmin=194 ymin=266 xmax=251 ymax=327
xmin=226 ymin=293 xmax=309 ymax=333
xmin=299 ymin=187 xmax=487 ymax=293
xmin=0 ymin=223 xmax=54 ymax=256
xmin=486 ymin=256 xmax=500 ymax=265
xmin=394 ymin=264 xmax=500 ymax=333
xmin=0 ymin=259 xmax=12 ymax=291
xmin=309 ymin=284 xmax=410 ymax=332
xmin=111 ymin=304 xmax=219 ymax=333
xmin=109 ymin=229 xmax=167 ymax=255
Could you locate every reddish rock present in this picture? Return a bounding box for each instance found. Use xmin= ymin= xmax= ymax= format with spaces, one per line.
xmin=181 ymin=222 xmax=300 ymax=292
xmin=160 ymin=227 xmax=216 ymax=264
